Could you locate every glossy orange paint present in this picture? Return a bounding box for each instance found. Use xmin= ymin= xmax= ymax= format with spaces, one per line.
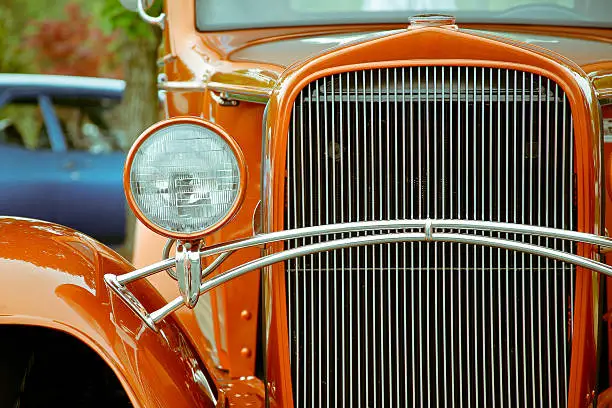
xmin=261 ymin=26 xmax=602 ymax=407
xmin=229 ymin=29 xmax=612 ymax=76
xmin=132 ymin=221 xmax=266 ymax=407
xmin=0 ymin=217 xmax=215 ymax=408
xmin=189 ymin=22 xmax=612 ymax=64
xmin=124 ymin=0 xmax=274 ymax=381
xmin=124 ymin=0 xmax=612 ymax=405
xmin=162 ymin=0 xmax=612 ymax=105
xmin=136 ymin=0 xmax=271 ymax=381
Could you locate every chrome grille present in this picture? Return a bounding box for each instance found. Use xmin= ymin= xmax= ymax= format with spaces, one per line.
xmin=284 ymin=66 xmax=576 ymax=407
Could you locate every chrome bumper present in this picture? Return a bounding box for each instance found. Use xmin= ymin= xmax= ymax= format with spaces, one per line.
xmin=104 ymin=219 xmax=612 ymax=332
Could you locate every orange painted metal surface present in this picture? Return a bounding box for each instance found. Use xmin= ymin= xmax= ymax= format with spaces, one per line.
xmin=132 ymin=222 xmax=266 ymax=408
xmin=127 ymin=1 xmax=612 ymax=406
xmin=131 ymin=0 xmax=269 ymax=381
xmin=262 ymin=26 xmax=602 ymax=407
xmin=229 ymin=28 xmax=612 ymax=72
xmin=161 ymin=1 xmax=612 ymax=105
xmin=0 ymin=0 xmax=607 ymax=405
xmin=0 ymin=217 xmax=215 ymax=408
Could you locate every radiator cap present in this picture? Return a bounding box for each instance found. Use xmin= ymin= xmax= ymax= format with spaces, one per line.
xmin=408 ymin=14 xmax=457 ymax=29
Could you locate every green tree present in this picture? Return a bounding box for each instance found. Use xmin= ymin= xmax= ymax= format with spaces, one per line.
xmin=0 ymin=2 xmax=33 ymax=73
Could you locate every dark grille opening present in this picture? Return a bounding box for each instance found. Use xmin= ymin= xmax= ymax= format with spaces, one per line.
xmin=284 ymin=66 xmax=576 ymax=407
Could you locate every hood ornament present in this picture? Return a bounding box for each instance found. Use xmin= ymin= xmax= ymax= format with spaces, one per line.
xmin=408 ymin=14 xmax=457 ymax=29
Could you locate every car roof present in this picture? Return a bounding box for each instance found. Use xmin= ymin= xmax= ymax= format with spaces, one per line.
xmin=0 ymin=74 xmax=125 ymax=100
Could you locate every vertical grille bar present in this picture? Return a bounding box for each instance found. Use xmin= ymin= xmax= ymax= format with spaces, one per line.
xmin=465 ymin=65 xmax=472 ymax=407
xmin=553 ymin=80 xmax=561 ymax=407
xmin=513 ymin=69 xmax=520 ymax=405
xmin=290 ymin=65 xmax=570 ymax=407
xmin=521 ymin=71 xmax=528 ymax=407
xmin=545 ymin=76 xmax=553 ymax=407
xmin=347 ymin=71 xmax=354 ymax=408
xmin=393 ymin=67 xmax=401 ymax=406
xmin=432 ymin=66 xmax=440 ymax=404
xmin=338 ymin=73 xmax=344 ymax=407
xmin=529 ymin=72 xmax=536 ymax=407
xmin=321 ymin=76 xmax=328 ymax=407
xmin=309 ymin=81 xmax=315 ymax=406
xmin=401 ymin=67 xmax=409 ymax=406
xmin=457 ymin=66 xmax=463 ymax=408
xmin=354 ymin=71 xmax=361 ymax=408
xmin=409 ymin=66 xmax=416 ymax=405
xmin=448 ymin=66 xmax=456 ymax=407
xmin=537 ymin=74 xmax=544 ymax=406
xmin=494 ymin=67 xmax=502 ymax=407
xmin=440 ymin=66 xmax=448 ymax=405
xmin=417 ymin=66 xmax=424 ymax=407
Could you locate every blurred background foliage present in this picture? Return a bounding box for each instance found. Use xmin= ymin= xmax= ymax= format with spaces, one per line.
xmin=0 ymin=0 xmax=117 ymax=76
xmin=0 ymin=0 xmax=162 ymax=254
xmin=0 ymin=1 xmax=123 ymax=149
xmin=0 ymin=0 xmax=161 ymax=148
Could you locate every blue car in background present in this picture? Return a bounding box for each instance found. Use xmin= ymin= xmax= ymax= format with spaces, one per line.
xmin=0 ymin=74 xmax=126 ymax=244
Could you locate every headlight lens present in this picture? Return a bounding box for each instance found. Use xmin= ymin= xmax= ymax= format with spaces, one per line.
xmin=126 ymin=119 xmax=244 ymax=238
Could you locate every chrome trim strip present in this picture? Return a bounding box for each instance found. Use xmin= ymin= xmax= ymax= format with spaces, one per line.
xmin=158 ymin=81 xmax=207 ymax=92
xmin=106 ymin=220 xmax=612 ymax=332
xmin=176 ymin=242 xmax=203 ymax=309
xmin=115 ymin=219 xmax=612 ymax=286
xmin=104 ymin=274 xmax=158 ymax=330
xmin=149 ymin=230 xmax=612 ymax=327
xmin=162 ymin=239 xmax=178 ymax=280
xmin=208 ymin=82 xmax=272 ymax=104
xmin=157 ymin=80 xmax=271 ymax=104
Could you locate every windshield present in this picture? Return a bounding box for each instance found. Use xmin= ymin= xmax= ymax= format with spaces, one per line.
xmin=196 ymin=0 xmax=612 ymax=31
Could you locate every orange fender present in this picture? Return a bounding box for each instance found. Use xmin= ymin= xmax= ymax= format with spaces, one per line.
xmin=0 ymin=217 xmax=217 ymax=408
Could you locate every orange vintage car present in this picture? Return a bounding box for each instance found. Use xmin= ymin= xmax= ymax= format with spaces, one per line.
xmin=2 ymin=0 xmax=612 ymax=406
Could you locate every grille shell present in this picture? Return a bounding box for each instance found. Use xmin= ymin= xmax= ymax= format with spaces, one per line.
xmin=284 ymin=66 xmax=576 ymax=407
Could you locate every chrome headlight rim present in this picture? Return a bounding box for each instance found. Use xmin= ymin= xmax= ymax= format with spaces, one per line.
xmin=124 ymin=117 xmax=247 ymax=240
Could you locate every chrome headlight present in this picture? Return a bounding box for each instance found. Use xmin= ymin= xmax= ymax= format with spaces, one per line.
xmin=125 ymin=118 xmax=245 ymax=239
